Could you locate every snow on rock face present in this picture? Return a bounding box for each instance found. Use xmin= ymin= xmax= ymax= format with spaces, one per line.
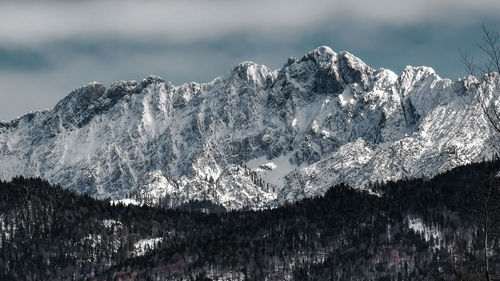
xmin=0 ymin=46 xmax=499 ymax=210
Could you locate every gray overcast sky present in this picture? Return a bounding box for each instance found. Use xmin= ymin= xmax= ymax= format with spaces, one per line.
xmin=1 ymin=0 xmax=500 ymax=121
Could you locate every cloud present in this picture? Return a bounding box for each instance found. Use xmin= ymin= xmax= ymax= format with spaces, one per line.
xmin=1 ymin=0 xmax=330 ymax=44
xmin=0 ymin=46 xmax=51 ymax=71
xmin=1 ymin=0 xmax=500 ymax=44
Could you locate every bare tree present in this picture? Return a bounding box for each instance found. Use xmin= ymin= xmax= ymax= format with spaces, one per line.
xmin=470 ymin=170 xmax=500 ymax=281
xmin=460 ymin=24 xmax=500 ymax=133
xmin=442 ymin=26 xmax=500 ymax=280
xmin=440 ymin=169 xmax=500 ymax=281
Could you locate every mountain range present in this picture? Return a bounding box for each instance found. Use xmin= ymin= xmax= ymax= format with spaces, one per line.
xmin=0 ymin=46 xmax=499 ymax=209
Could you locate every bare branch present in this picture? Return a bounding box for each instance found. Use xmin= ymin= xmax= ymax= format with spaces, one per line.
xmin=480 ymin=24 xmax=500 ymax=74
xmin=460 ymin=48 xmax=477 ymax=77
xmin=460 ymin=24 xmax=500 ymax=133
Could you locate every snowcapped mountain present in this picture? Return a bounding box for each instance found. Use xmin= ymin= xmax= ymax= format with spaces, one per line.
xmin=0 ymin=46 xmax=498 ymax=209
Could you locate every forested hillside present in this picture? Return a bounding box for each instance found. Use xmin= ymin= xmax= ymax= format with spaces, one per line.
xmin=1 ymin=161 xmax=499 ymax=280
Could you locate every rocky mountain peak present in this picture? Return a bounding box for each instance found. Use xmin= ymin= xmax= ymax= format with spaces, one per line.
xmin=228 ymin=61 xmax=275 ymax=87
xmin=301 ymin=46 xmax=337 ymax=64
xmin=141 ymin=75 xmax=166 ymax=87
xmin=55 ymin=82 xmax=106 ymax=109
xmin=337 ymin=51 xmax=373 ymax=87
xmin=400 ymin=65 xmax=440 ymax=85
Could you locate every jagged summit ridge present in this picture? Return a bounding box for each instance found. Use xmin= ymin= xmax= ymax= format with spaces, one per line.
xmin=0 ymin=46 xmax=498 ymax=210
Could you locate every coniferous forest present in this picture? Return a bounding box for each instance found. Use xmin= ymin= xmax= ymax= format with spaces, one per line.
xmin=0 ymin=161 xmax=499 ymax=280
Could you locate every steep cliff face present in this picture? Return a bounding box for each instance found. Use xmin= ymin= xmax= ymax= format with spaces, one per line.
xmin=0 ymin=46 xmax=498 ymax=209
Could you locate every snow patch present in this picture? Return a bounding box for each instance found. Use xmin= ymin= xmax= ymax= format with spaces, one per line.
xmin=247 ymin=155 xmax=298 ymax=188
xmin=338 ymin=88 xmax=355 ymax=106
xmin=111 ymin=198 xmax=141 ymax=206
xmin=102 ymin=219 xmax=123 ymax=229
xmin=132 ymin=237 xmax=164 ymax=257
xmin=407 ymin=216 xmax=443 ymax=248
xmin=259 ymin=162 xmax=277 ymax=171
